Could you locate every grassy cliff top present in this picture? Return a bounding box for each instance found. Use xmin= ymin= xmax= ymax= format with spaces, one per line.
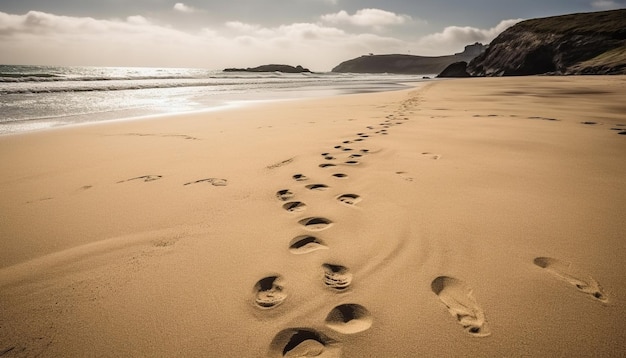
xmin=515 ymin=9 xmax=625 ymax=36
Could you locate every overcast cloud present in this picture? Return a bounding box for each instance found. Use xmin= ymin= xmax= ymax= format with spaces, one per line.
xmin=0 ymin=1 xmax=622 ymax=70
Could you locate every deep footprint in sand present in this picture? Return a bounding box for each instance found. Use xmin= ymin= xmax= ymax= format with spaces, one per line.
xmin=299 ymin=217 xmax=333 ymax=231
xmin=283 ymin=201 xmax=307 ymax=212
xmin=305 ymin=184 xmax=330 ymax=191
xmin=183 ymin=178 xmax=228 ymax=186
xmin=322 ymin=264 xmax=352 ymax=291
xmin=533 ymin=257 xmax=608 ymax=302
xmin=325 ymin=304 xmax=373 ymax=334
xmin=337 ymin=194 xmax=361 ymax=206
xmin=269 ymin=328 xmax=340 ymax=358
xmin=431 ymin=276 xmax=491 ymax=337
xmin=293 ymin=174 xmax=308 ymax=182
xmin=117 ymin=175 xmax=162 ymax=183
xmin=332 ymin=173 xmax=348 ymax=179
xmin=319 ymin=163 xmax=337 ymax=168
xmin=277 ymin=189 xmax=295 ymax=201
xmin=254 ymin=276 xmax=287 ymax=309
xmin=289 ymin=235 xmax=329 ymax=254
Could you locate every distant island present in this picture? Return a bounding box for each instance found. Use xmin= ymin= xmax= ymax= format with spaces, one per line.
xmin=224 ymin=64 xmax=311 ymax=73
xmin=439 ymin=9 xmax=626 ymax=77
xmin=331 ymin=43 xmax=486 ymax=74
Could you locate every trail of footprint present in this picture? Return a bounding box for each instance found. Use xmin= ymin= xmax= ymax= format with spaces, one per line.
xmin=269 ymin=328 xmax=340 ymax=358
xmin=324 ymin=304 xmax=373 ymax=334
xmin=183 ymin=178 xmax=228 ymax=186
xmin=431 ymin=276 xmax=491 ymax=337
xmin=322 ymin=264 xmax=352 ymax=291
xmin=289 ymin=235 xmax=328 ymax=254
xmin=117 ymin=175 xmax=162 ymax=183
xmin=254 ymin=276 xmax=287 ymax=309
xmin=533 ymin=257 xmax=608 ymax=302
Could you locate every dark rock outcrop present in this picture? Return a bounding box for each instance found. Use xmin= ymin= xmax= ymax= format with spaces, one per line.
xmin=467 ymin=9 xmax=626 ymax=76
xmin=437 ymin=61 xmax=470 ymax=78
xmin=332 ymin=43 xmax=486 ymax=74
xmin=224 ymin=64 xmax=311 ymax=73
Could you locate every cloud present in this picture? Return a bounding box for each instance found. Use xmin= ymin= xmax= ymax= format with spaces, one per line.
xmin=417 ymin=19 xmax=523 ymax=55
xmin=225 ymin=21 xmax=261 ymax=32
xmin=590 ymin=0 xmax=625 ymax=9
xmin=321 ymin=8 xmax=411 ymax=29
xmin=0 ymin=10 xmax=407 ymax=71
xmin=173 ymin=3 xmax=196 ymax=13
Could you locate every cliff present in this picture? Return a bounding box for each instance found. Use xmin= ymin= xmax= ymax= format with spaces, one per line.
xmin=332 ymin=43 xmax=486 ymax=74
xmin=467 ymin=9 xmax=626 ymax=76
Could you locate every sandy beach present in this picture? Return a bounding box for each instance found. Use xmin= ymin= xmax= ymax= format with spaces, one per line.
xmin=1 ymin=76 xmax=625 ymax=357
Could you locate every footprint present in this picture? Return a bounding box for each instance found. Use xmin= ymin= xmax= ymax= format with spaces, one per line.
xmin=322 ymin=264 xmax=352 ymax=291
xmin=533 ymin=257 xmax=608 ymax=302
xmin=336 ymin=194 xmax=361 ymax=206
xmin=319 ymin=163 xmax=337 ymax=168
xmin=269 ymin=328 xmax=340 ymax=358
xmin=422 ymin=152 xmax=441 ymax=160
xmin=183 ymin=178 xmax=228 ymax=186
xmin=293 ymin=174 xmax=308 ymax=182
xmin=277 ymin=189 xmax=295 ymax=201
xmin=298 ymin=217 xmax=333 ymax=231
xmin=305 ymin=184 xmax=329 ymax=191
xmin=289 ymin=235 xmax=328 ymax=254
xmin=431 ymin=276 xmax=491 ymax=337
xmin=343 ymin=160 xmax=359 ymax=166
xmin=283 ymin=201 xmax=307 ymax=212
xmin=332 ymin=173 xmax=348 ymax=179
xmin=254 ymin=276 xmax=287 ymax=309
xmin=396 ymin=171 xmax=414 ymax=182
xmin=117 ymin=175 xmax=162 ymax=183
xmin=325 ymin=304 xmax=373 ymax=334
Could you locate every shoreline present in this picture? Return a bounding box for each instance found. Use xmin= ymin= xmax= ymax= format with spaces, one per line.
xmin=1 ymin=66 xmax=430 ymax=136
xmin=1 ymin=76 xmax=625 ymax=357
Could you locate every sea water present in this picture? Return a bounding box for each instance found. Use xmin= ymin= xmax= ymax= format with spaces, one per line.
xmin=0 ymin=65 xmax=432 ymax=135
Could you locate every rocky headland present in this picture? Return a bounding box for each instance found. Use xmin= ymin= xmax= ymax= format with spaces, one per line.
xmin=224 ymin=64 xmax=311 ymax=73
xmin=443 ymin=9 xmax=626 ymax=77
xmin=331 ymin=43 xmax=486 ymax=74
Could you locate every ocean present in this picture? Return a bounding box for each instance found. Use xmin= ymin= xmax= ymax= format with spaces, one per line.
xmin=0 ymin=65 xmax=432 ymax=135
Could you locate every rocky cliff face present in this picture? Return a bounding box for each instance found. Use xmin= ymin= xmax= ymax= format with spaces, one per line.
xmin=467 ymin=9 xmax=626 ymax=76
xmin=332 ymin=43 xmax=486 ymax=74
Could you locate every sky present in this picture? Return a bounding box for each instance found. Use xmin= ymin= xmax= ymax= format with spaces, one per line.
xmin=1 ymin=0 xmax=624 ymax=71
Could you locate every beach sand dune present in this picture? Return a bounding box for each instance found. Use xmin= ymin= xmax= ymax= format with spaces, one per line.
xmin=1 ymin=76 xmax=625 ymax=357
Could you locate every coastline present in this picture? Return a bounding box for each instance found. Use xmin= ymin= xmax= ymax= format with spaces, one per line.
xmin=1 ymin=76 xmax=625 ymax=357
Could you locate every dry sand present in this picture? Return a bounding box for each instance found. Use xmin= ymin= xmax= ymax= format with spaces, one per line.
xmin=1 ymin=76 xmax=625 ymax=357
